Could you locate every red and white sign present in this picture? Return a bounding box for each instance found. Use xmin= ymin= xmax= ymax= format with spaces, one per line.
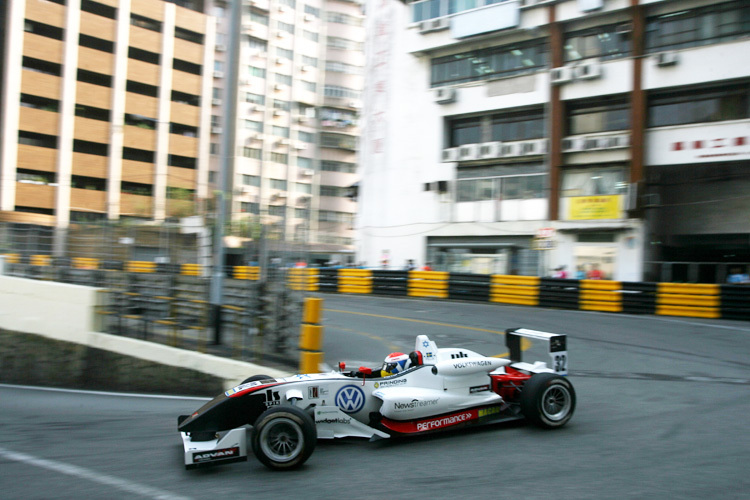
xmin=646 ymin=122 xmax=750 ymax=166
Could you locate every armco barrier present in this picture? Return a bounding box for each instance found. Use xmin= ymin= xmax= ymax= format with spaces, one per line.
xmin=448 ymin=273 xmax=491 ymax=302
xmin=318 ymin=268 xmax=338 ymax=293
xmin=408 ymin=270 xmax=449 ymax=299
xmin=490 ymin=275 xmax=540 ymax=306
xmin=656 ymin=283 xmax=720 ymax=319
xmin=233 ymin=266 xmax=260 ymax=280
xmin=721 ymin=285 xmax=750 ymax=320
xmin=539 ymin=278 xmax=580 ymax=309
xmin=338 ymin=268 xmax=372 ymax=294
xmin=580 ymin=280 xmax=622 ymax=313
xmin=622 ymin=282 xmax=656 ymax=314
xmin=288 ymin=268 xmax=318 ymax=291
xmin=372 ymin=269 xmax=408 ymax=296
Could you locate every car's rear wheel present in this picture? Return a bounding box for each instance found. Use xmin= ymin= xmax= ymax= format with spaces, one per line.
xmin=251 ymin=406 xmax=316 ymax=470
xmin=520 ymin=373 xmax=576 ymax=428
xmin=241 ymin=374 xmax=273 ymax=385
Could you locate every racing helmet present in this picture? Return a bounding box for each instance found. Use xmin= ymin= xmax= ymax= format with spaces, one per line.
xmin=381 ymin=352 xmax=411 ymax=377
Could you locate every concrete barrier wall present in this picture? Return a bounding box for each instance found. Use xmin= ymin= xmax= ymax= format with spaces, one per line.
xmin=0 ymin=275 xmax=289 ymax=394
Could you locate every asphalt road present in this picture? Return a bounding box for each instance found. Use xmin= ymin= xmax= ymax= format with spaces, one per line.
xmin=2 ymin=295 xmax=749 ymax=499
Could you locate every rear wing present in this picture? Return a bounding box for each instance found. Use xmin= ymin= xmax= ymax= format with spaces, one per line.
xmin=505 ymin=328 xmax=568 ymax=376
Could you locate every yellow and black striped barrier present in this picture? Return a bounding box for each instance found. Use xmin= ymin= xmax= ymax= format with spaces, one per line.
xmin=490 ymin=275 xmax=540 ymax=306
xmin=288 ymin=268 xmax=318 ymax=291
xmin=408 ymin=270 xmax=449 ymax=299
xmin=30 ymin=254 xmax=51 ymax=267
xmin=338 ymin=268 xmax=372 ymax=294
xmin=299 ymin=297 xmax=324 ymax=374
xmin=580 ymin=280 xmax=622 ymax=313
xmin=72 ymin=257 xmax=99 ymax=270
xmin=656 ymin=283 xmax=720 ymax=319
xmin=233 ymin=266 xmax=260 ymax=280
xmin=126 ymin=261 xmax=157 ymax=273
xmin=180 ymin=263 xmax=201 ymax=276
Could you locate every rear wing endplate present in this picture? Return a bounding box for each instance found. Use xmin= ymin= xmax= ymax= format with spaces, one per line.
xmin=505 ymin=328 xmax=568 ymax=375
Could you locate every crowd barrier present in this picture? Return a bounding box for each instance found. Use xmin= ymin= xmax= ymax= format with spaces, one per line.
xmin=5 ymin=254 xmax=750 ymax=321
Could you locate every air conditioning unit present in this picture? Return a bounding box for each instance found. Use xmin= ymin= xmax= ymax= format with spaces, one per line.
xmin=275 ymin=58 xmax=284 ymax=65
xmin=213 ymin=71 xmax=224 ymax=79
xmin=419 ymin=17 xmax=449 ymax=34
xmin=613 ymin=134 xmax=630 ymax=148
xmin=300 ymin=168 xmax=314 ymax=177
xmin=296 ymin=195 xmax=311 ymax=206
xmin=424 ymin=180 xmax=449 ymax=193
xmin=211 ymin=126 xmax=222 ymax=134
xmin=499 ymin=143 xmax=521 ymax=157
xmin=301 ymin=65 xmax=311 ymax=72
xmin=582 ymin=137 xmax=600 ymax=150
xmin=297 ymin=115 xmax=309 ymax=123
xmin=479 ymin=141 xmax=502 ymax=159
xmin=274 ymin=84 xmax=284 ymax=91
xmin=273 ymin=109 xmax=282 ymax=117
xmin=212 ymin=98 xmax=221 ymax=106
xmin=293 ymin=142 xmax=307 ymax=150
xmin=595 ymin=136 xmax=618 ymax=149
xmin=573 ymin=60 xmax=602 ymax=80
xmin=304 ymin=14 xmax=314 ymax=22
xmin=561 ymin=137 xmax=584 ymax=152
xmin=435 ymin=87 xmax=456 ymax=104
xmin=655 ymin=51 xmax=678 ymax=67
xmin=550 ymin=66 xmax=573 ymax=85
xmin=277 ymin=138 xmax=290 ymax=146
xmin=215 ymin=44 xmax=226 ymax=52
xmin=442 ymin=147 xmax=459 ymax=162
xmin=520 ymin=139 xmax=548 ymax=155
xmin=458 ymin=144 xmax=479 ymax=161
xmin=277 ymin=31 xmax=288 ymax=39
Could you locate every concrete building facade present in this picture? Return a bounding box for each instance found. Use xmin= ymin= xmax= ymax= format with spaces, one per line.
xmin=359 ymin=0 xmax=750 ymax=281
xmin=0 ymin=0 xmax=214 ymax=233
xmin=207 ymin=0 xmax=364 ymax=265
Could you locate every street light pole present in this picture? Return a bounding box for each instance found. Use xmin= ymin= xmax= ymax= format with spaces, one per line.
xmin=209 ymin=0 xmax=241 ymax=345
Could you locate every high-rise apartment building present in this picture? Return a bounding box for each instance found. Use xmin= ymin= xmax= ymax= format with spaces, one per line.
xmin=207 ymin=0 xmax=363 ymax=265
xmin=360 ymin=0 xmax=750 ymax=281
xmin=0 ymin=0 xmax=214 ymax=237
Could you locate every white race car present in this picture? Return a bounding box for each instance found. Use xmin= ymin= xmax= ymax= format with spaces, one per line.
xmin=178 ymin=327 xmax=575 ymax=470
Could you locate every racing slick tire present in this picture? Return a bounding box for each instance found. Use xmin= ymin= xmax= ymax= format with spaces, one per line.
xmin=241 ymin=374 xmax=273 ymax=385
xmin=251 ymin=406 xmax=317 ymax=470
xmin=520 ymin=373 xmax=576 ymax=429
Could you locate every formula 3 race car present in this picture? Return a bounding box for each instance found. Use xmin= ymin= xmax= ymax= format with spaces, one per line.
xmin=177 ymin=327 xmax=575 ymax=470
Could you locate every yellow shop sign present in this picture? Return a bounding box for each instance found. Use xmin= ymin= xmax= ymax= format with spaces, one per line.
xmin=568 ymin=196 xmax=620 ymax=220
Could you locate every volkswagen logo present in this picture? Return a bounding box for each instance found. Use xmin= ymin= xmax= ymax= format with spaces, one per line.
xmin=335 ymin=385 xmax=365 ymax=414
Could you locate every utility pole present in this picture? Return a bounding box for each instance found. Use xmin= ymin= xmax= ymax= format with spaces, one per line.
xmin=209 ymin=0 xmax=241 ymax=344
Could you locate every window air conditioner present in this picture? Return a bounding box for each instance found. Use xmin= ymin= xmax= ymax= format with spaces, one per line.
xmin=479 ymin=141 xmax=502 ymax=159
xmin=419 ymin=17 xmax=449 ymax=34
xmin=212 ymin=98 xmax=221 ymax=106
xmin=521 ymin=139 xmax=548 ymax=155
xmin=499 ymin=143 xmax=520 ymax=157
xmin=655 ymin=51 xmax=678 ymax=67
xmin=213 ymin=71 xmax=224 ymax=79
xmin=294 ymin=142 xmax=307 ymax=150
xmin=442 ymin=148 xmax=459 ymax=162
xmin=435 ymin=87 xmax=456 ymax=104
xmin=562 ymin=137 xmax=584 ymax=152
xmin=550 ymin=66 xmax=573 ymax=85
xmin=458 ymin=144 xmax=479 ymax=161
xmin=300 ymin=169 xmax=314 ymax=177
xmin=215 ymin=44 xmax=226 ymax=51
xmin=573 ymin=60 xmax=602 ymax=80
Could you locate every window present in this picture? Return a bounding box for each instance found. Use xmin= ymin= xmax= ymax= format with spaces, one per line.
xmin=277 ymin=47 xmax=293 ymax=59
xmin=269 ymin=205 xmax=286 ymax=217
xmin=321 ymin=133 xmax=357 ymax=150
xmin=214 ymin=60 xmax=224 ymax=72
xmin=121 ymin=181 xmax=153 ymax=196
xmin=80 ymin=34 xmax=114 ymax=53
xmin=172 ymin=91 xmax=199 ymax=106
xmin=126 ymin=79 xmax=156 ymax=96
xmin=272 ymin=126 xmax=290 ymax=138
xmin=560 ymin=167 xmax=627 ymax=197
xmin=567 ymin=97 xmax=630 ymax=135
xmin=302 ymin=55 xmax=318 ymax=67
xmin=248 ymin=10 xmax=269 ymax=25
xmin=19 ymin=131 xmax=57 ymax=149
xmin=168 ymin=154 xmax=197 ymax=169
xmin=303 ymin=30 xmax=319 ymax=42
xmin=273 ymin=99 xmax=290 ymax=111
xmin=74 ymin=139 xmax=108 ymax=156
xmin=270 ymin=179 xmax=287 ymax=190
xmin=129 ymin=47 xmax=160 ymax=65
xmin=82 ymin=0 xmax=116 ymax=20
xmin=648 ymin=84 xmax=749 ymax=127
xmin=328 ymin=37 xmax=363 ymax=51
xmin=279 ymin=0 xmax=296 ymax=8
xmin=564 ymin=24 xmax=631 ymax=62
xmin=320 ymin=185 xmax=346 ymax=197
xmin=298 ymin=131 xmax=314 ymax=143
xmin=244 ymin=120 xmax=263 ymax=131
xmin=645 ymin=1 xmax=750 ymax=53
xmin=23 ymin=57 xmax=62 ymax=77
xmin=301 ymin=81 xmax=316 ymax=92
xmin=449 ymin=117 xmax=482 ymax=147
xmin=125 ymin=114 xmax=156 ymax=129
xmin=324 ymin=85 xmax=360 ymax=100
xmin=296 ymin=183 xmax=312 ymax=193
xmin=249 ymin=66 xmax=266 ymax=78
xmin=175 ymin=27 xmax=203 ymax=44
xmin=122 ymin=147 xmax=154 ymax=163
xmin=276 ymin=73 xmax=292 ymax=86
xmin=24 ymin=20 xmax=63 ymax=40
xmin=304 ymin=4 xmax=319 ymax=17
xmin=321 ymin=160 xmax=355 ymax=173
xmin=20 ymin=94 xmax=59 ymax=112
xmin=270 ymin=152 xmax=288 ymax=164
xmin=174 ymin=59 xmax=201 ymax=76
xmin=170 ymin=123 xmax=198 ymax=137
xmin=325 ymin=61 xmax=362 ymax=75
xmin=131 ymin=13 xmax=161 ymax=32
xmin=210 ymin=143 xmax=219 ymax=155
xmin=326 ymin=12 xmax=362 ymax=26
xmin=245 ymin=92 xmax=265 ymax=105
xmin=75 ymin=104 xmax=110 ymax=122
xmin=241 ymin=202 xmax=260 ymax=214
xmin=456 ymin=175 xmax=545 ymax=202
xmin=431 ymin=40 xmax=547 ymax=87
xmin=242 ymin=175 xmax=260 ymax=186
xmin=246 ymin=37 xmax=267 ymax=52
xmin=243 ymin=147 xmax=262 ymax=159
xmin=492 ymin=110 xmax=545 ymax=142
xmin=278 ymin=21 xmax=295 ymax=34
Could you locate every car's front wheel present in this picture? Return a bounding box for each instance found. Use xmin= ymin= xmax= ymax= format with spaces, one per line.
xmin=241 ymin=374 xmax=273 ymax=385
xmin=520 ymin=373 xmax=576 ymax=428
xmin=251 ymin=406 xmax=317 ymax=470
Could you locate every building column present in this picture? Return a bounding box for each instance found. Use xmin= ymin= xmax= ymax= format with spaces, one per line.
xmin=107 ymin=0 xmax=132 ymax=221
xmin=54 ymin=0 xmax=82 ymax=255
xmin=0 ymin=0 xmax=25 ymax=212
xmin=154 ymin=2 xmax=176 ymax=222
xmin=629 ymin=0 xmax=646 ymax=218
xmin=548 ymin=5 xmax=563 ymax=221
xmin=196 ymin=15 xmax=216 ymax=204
